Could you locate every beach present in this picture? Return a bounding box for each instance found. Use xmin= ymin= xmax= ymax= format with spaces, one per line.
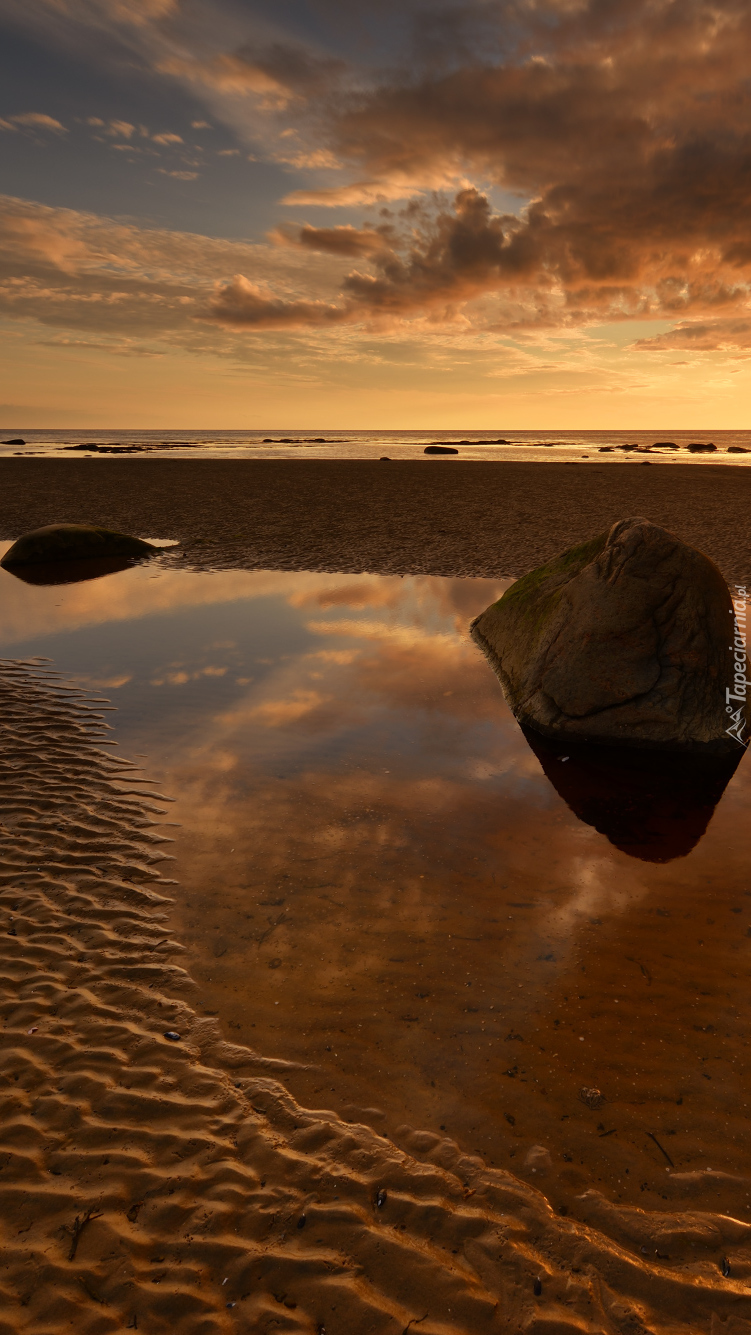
xmin=1 ymin=457 xmax=750 ymax=586
xmin=2 ymin=459 xmax=751 ymax=1334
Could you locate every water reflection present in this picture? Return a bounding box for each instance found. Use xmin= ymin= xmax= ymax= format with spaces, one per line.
xmin=524 ymin=729 xmax=744 ymax=861
xmin=4 ymin=555 xmax=138 ymax=585
xmin=0 ymin=559 xmax=750 ymax=1220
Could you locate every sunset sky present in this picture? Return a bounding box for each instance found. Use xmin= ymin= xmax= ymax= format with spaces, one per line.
xmin=2 ymin=0 xmax=751 ymax=429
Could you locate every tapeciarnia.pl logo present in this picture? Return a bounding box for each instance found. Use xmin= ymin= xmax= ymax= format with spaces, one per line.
xmin=726 ymin=584 xmax=748 ymax=747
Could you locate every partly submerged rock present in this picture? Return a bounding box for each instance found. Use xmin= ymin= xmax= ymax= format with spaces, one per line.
xmin=2 ymin=437 xmax=25 ymax=445
xmin=1 ymin=523 xmax=158 ymax=568
xmin=424 ymin=444 xmax=458 ymax=455
xmin=471 ymin=517 xmax=747 ymax=753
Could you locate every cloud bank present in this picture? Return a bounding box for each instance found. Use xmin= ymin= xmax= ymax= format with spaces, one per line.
xmin=5 ymin=0 xmax=751 ymax=351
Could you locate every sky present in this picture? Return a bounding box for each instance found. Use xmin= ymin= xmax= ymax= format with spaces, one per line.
xmin=2 ymin=0 xmax=751 ymax=429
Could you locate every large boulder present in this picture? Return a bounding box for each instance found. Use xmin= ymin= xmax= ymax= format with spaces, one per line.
xmin=1 ymin=523 xmax=157 ymax=568
xmin=471 ymin=517 xmax=747 ymax=753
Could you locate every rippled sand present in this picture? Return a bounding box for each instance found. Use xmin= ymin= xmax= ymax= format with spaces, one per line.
xmin=2 ymin=660 xmax=751 ymax=1333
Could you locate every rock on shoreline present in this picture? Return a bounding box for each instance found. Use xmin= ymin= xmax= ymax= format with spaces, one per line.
xmin=471 ymin=516 xmax=747 ymax=753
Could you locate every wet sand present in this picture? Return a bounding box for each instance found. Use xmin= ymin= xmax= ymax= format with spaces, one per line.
xmin=2 ymin=660 xmax=751 ymax=1333
xmin=0 ymin=457 xmax=750 ymax=585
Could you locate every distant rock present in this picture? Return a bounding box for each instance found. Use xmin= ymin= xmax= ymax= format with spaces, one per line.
xmin=2 ymin=438 xmax=24 ymax=445
xmin=1 ymin=524 xmax=158 ymax=568
xmin=728 ymin=446 xmax=750 ymax=453
xmin=653 ymin=441 xmax=677 ymax=448
xmin=424 ymin=445 xmax=459 ymax=455
xmin=687 ymin=442 xmax=716 ymax=452
xmin=471 ymin=517 xmax=746 ymax=753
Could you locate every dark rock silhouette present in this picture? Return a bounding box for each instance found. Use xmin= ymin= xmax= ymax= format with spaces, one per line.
xmin=2 ymin=438 xmax=25 ymax=445
xmin=524 ymin=728 xmax=742 ymax=861
xmin=471 ymin=517 xmax=747 ymax=753
xmin=1 ymin=524 xmax=158 ymax=569
xmin=3 ymin=555 xmax=137 ymax=586
xmin=424 ymin=445 xmax=459 ymax=455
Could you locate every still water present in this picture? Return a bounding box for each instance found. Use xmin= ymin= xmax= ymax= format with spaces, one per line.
xmin=2 ymin=549 xmax=750 ymax=1221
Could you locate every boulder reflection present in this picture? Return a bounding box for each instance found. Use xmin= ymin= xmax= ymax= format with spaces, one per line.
xmin=4 ymin=556 xmax=137 ymax=586
xmin=524 ymin=727 xmax=744 ymax=861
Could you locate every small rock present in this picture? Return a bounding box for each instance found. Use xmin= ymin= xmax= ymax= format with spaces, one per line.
xmin=728 ymin=446 xmax=749 ymax=453
xmin=687 ymin=442 xmax=716 ymax=452
xmin=1 ymin=524 xmax=158 ymax=568
xmin=424 ymin=444 xmax=459 ymax=454
xmin=164 ymin=1031 xmax=180 ymax=1042
xmin=2 ymin=438 xmax=24 ymax=445
xmin=579 ymin=1087 xmax=606 ymax=1110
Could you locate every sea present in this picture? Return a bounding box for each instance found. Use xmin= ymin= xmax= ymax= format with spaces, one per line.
xmin=2 ymin=426 xmax=751 ymax=463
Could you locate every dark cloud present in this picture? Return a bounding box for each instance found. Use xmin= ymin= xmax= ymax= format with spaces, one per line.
xmin=206 ymin=1 xmax=751 ymax=333
xmin=209 ymin=189 xmax=542 ymax=328
xmin=634 ymin=320 xmax=751 ymax=352
xmin=208 ymin=274 xmax=346 ymax=328
xmin=271 ymin=223 xmax=390 ymax=258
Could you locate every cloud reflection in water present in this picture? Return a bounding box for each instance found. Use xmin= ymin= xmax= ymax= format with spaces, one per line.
xmin=0 ymin=560 xmax=750 ymax=1212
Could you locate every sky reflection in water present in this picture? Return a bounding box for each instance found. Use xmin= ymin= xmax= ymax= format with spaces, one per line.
xmin=1 ymin=552 xmax=750 ymax=1214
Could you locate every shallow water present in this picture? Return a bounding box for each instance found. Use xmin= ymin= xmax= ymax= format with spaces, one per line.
xmin=3 ymin=426 xmax=751 ymax=465
xmin=2 ymin=549 xmax=751 ymax=1233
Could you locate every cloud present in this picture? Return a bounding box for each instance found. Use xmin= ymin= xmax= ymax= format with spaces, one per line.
xmin=158 ymin=53 xmax=297 ymax=110
xmin=7 ymin=112 xmax=67 ymax=134
xmin=152 ymin=131 xmax=183 ymax=145
xmin=208 ymin=274 xmax=347 ymax=329
xmin=281 ymin=179 xmax=430 ymax=208
xmin=7 ymin=0 xmax=751 ymax=352
xmin=271 ymin=223 xmax=390 ymax=259
xmin=106 ymin=119 xmax=135 ymax=138
xmin=0 ymin=193 xmax=352 ymax=346
xmin=206 ymin=189 xmax=598 ymax=329
xmin=634 ymin=320 xmax=751 ymax=353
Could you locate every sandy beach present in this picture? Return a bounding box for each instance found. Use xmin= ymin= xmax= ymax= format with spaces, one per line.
xmin=2 ymin=460 xmax=751 ymax=1332
xmin=4 ymin=659 xmax=751 ymax=1333
xmin=0 ymin=458 xmax=750 ymax=586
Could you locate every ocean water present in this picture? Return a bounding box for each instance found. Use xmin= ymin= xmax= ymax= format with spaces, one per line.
xmin=2 ymin=427 xmax=751 ymax=464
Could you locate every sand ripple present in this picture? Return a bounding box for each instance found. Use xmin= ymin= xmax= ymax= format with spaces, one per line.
xmin=1 ymin=660 xmax=750 ymax=1333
